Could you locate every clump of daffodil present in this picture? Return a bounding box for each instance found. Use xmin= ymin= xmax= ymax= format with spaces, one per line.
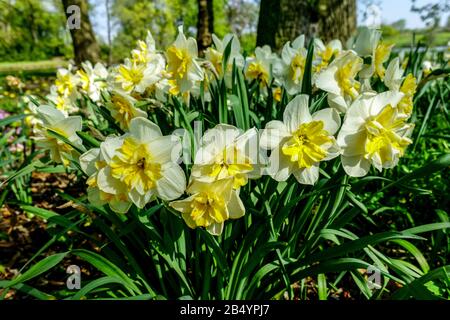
xmin=80 ymin=139 xmax=132 ymax=213
xmin=274 ymin=35 xmax=308 ymax=95
xmin=245 ymin=45 xmax=277 ymax=89
xmin=384 ymin=58 xmax=417 ymax=117
xmin=313 ymin=38 xmax=342 ymax=73
xmin=170 ymin=178 xmax=245 ymax=235
xmin=191 ymin=124 xmax=263 ymax=189
xmin=76 ymin=61 xmax=108 ymax=102
xmin=34 ymin=105 xmax=83 ymax=166
xmin=165 ymin=26 xmax=204 ymax=96
xmin=260 ymin=95 xmax=340 ymax=185
xmin=316 ymin=51 xmax=363 ymax=113
xmin=105 ymin=90 xmax=147 ymax=130
xmin=337 ymin=91 xmax=414 ymax=177
xmin=100 ymin=117 xmax=186 ymax=208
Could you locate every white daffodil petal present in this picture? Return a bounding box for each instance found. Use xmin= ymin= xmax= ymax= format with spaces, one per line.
xmin=155 ymin=163 xmax=186 ymax=201
xmin=341 ymin=155 xmax=371 ymax=177
xmin=312 ymin=108 xmax=341 ymax=135
xmin=260 ymin=120 xmax=289 ymax=150
xmin=227 ymin=191 xmax=245 ymax=219
xmin=79 ymin=148 xmax=100 ymax=176
xmin=283 ymin=94 xmax=312 ymax=132
xmin=129 ymin=117 xmax=162 ymax=142
xmin=293 ymin=165 xmax=319 ymax=185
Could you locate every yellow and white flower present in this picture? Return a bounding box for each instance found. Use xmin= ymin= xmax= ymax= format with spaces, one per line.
xmin=46 ymin=86 xmax=79 ymax=115
xmin=106 ymin=90 xmax=147 ymax=130
xmin=316 ymin=51 xmax=363 ymax=113
xmin=260 ymin=95 xmax=341 ymax=185
xmin=170 ymin=178 xmax=245 ymax=235
xmin=313 ymin=38 xmax=342 ymax=73
xmin=275 ymin=35 xmax=308 ymax=95
xmin=114 ymin=56 xmax=165 ymax=94
xmin=384 ymin=58 xmax=417 ymax=117
xmin=337 ymin=91 xmax=414 ymax=177
xmin=245 ymin=45 xmax=277 ymax=88
xmin=54 ymin=66 xmax=79 ymax=99
xmin=205 ymin=33 xmax=244 ymax=78
xmin=34 ymin=105 xmax=83 ymax=166
xmin=191 ymin=124 xmax=263 ymax=189
xmin=99 ymin=117 xmax=186 ymax=208
xmin=165 ymin=26 xmax=204 ymax=96
xmin=80 ymin=143 xmax=131 ymax=213
xmin=77 ymin=61 xmax=108 ymax=102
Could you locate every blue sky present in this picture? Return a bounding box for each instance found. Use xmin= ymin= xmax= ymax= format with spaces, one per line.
xmin=90 ymin=0 xmax=450 ymax=41
xmin=359 ymin=0 xmax=450 ymax=28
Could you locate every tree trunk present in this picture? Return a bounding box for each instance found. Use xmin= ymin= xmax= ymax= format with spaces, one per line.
xmin=197 ymin=0 xmax=214 ymax=55
xmin=61 ymin=0 xmax=101 ymax=65
xmin=257 ymin=0 xmax=356 ymax=51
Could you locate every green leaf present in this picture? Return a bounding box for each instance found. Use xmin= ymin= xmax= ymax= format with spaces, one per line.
xmin=1 ymin=253 xmax=67 ymax=289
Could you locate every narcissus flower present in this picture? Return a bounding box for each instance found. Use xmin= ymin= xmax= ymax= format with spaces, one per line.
xmin=102 ymin=117 xmax=186 ymax=208
xmin=316 ymin=51 xmax=363 ymax=113
xmin=114 ymin=55 xmax=164 ymax=94
xmin=34 ymin=105 xmax=83 ymax=166
xmin=205 ymin=33 xmax=244 ymax=78
xmin=313 ymin=38 xmax=342 ymax=73
xmin=76 ymin=61 xmax=108 ymax=102
xmin=170 ymin=178 xmax=245 ymax=235
xmin=80 ymin=142 xmax=131 ymax=213
xmin=275 ymin=35 xmax=308 ymax=95
xmin=260 ymin=95 xmax=340 ymax=185
xmin=46 ymin=86 xmax=79 ymax=115
xmin=384 ymin=58 xmax=417 ymax=117
xmin=165 ymin=26 xmax=204 ymax=95
xmin=337 ymin=91 xmax=414 ymax=177
xmin=245 ymin=45 xmax=277 ymax=88
xmin=106 ymin=91 xmax=147 ymax=130
xmin=54 ymin=66 xmax=79 ymax=99
xmin=192 ymin=124 xmax=263 ymax=189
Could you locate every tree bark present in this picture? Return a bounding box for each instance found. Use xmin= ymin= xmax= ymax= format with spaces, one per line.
xmin=257 ymin=0 xmax=356 ymax=51
xmin=197 ymin=0 xmax=214 ymax=55
xmin=61 ymin=0 xmax=101 ymax=65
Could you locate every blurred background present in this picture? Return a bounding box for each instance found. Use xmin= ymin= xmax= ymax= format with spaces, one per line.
xmin=0 ymin=0 xmax=448 ymax=105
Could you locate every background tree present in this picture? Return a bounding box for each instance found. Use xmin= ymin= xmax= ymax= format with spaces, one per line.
xmin=61 ymin=0 xmax=101 ymax=64
xmin=0 ymin=0 xmax=70 ymax=61
xmin=197 ymin=0 xmax=214 ymax=53
xmin=257 ymin=0 xmax=357 ymax=50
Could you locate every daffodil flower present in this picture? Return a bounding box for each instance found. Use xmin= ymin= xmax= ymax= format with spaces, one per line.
xmin=337 ymin=91 xmax=414 ymax=177
xmin=260 ymin=95 xmax=341 ymax=185
xmin=46 ymin=86 xmax=79 ymax=115
xmin=76 ymin=61 xmax=108 ymax=102
xmin=80 ymin=143 xmax=132 ymax=213
xmin=170 ymin=178 xmax=245 ymax=235
xmin=192 ymin=124 xmax=263 ymax=189
xmin=99 ymin=117 xmax=186 ymax=208
xmin=165 ymin=26 xmax=204 ymax=96
xmin=54 ymin=66 xmax=79 ymax=99
xmin=106 ymin=91 xmax=147 ymax=130
xmin=316 ymin=51 xmax=363 ymax=113
xmin=274 ymin=35 xmax=308 ymax=95
xmin=114 ymin=56 xmax=165 ymax=94
xmin=34 ymin=105 xmax=83 ymax=166
xmin=245 ymin=45 xmax=277 ymax=88
xmin=384 ymin=58 xmax=417 ymax=117
xmin=205 ymin=33 xmax=244 ymax=78
xmin=313 ymin=38 xmax=342 ymax=73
